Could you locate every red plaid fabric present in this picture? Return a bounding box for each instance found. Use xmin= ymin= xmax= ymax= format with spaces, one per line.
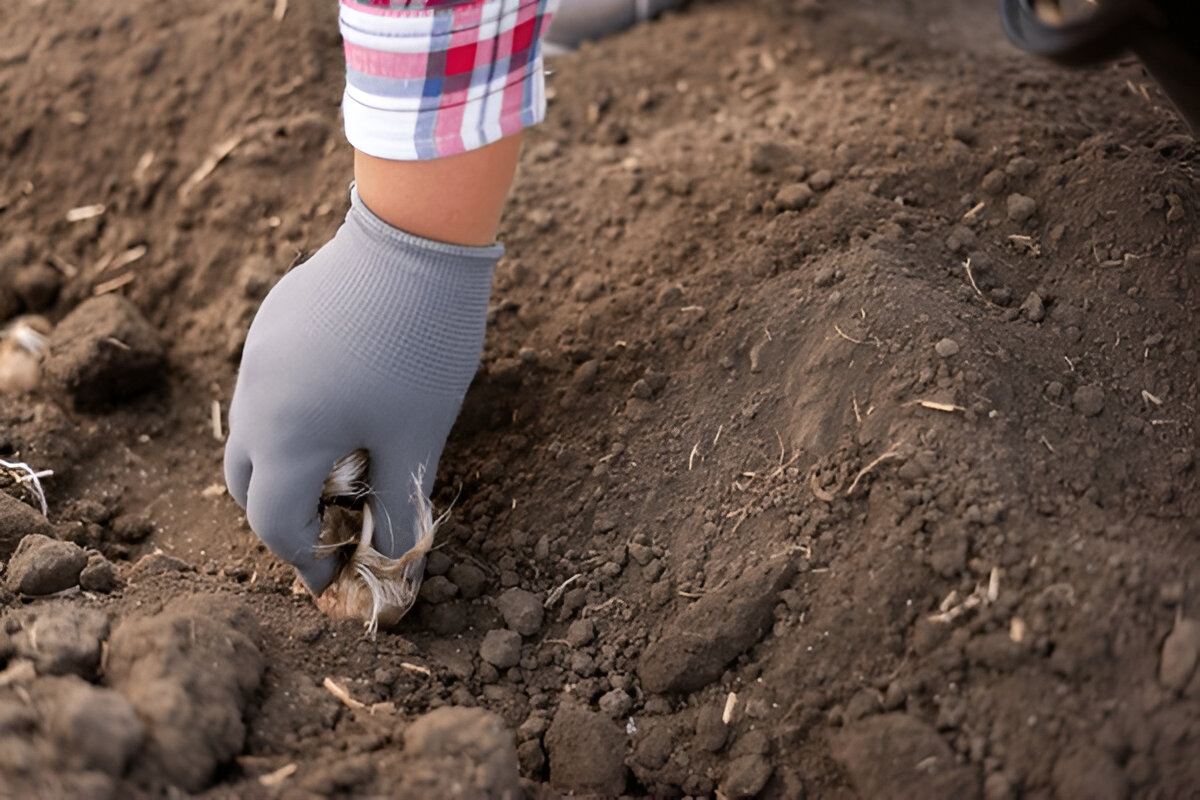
xmin=340 ymin=0 xmax=559 ymax=160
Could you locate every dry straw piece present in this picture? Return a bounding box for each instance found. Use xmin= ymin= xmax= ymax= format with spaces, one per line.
xmin=307 ymin=450 xmax=441 ymax=636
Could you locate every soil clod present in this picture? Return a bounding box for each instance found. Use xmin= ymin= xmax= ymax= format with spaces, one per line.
xmin=5 ymin=533 xmax=87 ymax=595
xmin=42 ymin=295 xmax=164 ymax=409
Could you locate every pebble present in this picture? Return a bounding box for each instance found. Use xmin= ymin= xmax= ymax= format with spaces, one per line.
xmin=0 ymin=493 xmax=55 ymax=561
xmin=775 ymin=183 xmax=815 ymax=211
xmin=545 ymin=704 xmax=626 ymax=795
xmin=480 ymin=629 xmax=522 ymax=669
xmin=598 ymin=688 xmax=632 ymax=719
xmin=1159 ymin=618 xmax=1200 ymax=691
xmin=1006 ymin=193 xmax=1037 ymax=223
xmin=424 ymin=550 xmax=451 ymax=576
xmin=42 ymin=295 xmax=165 ymax=410
xmin=695 ymin=703 xmax=729 ymax=752
xmin=946 ymin=225 xmax=977 ymax=252
xmin=79 ymin=553 xmax=120 ymax=593
xmin=981 ymin=169 xmax=1007 ymax=194
xmin=447 ymin=563 xmax=486 ymax=599
xmin=934 ymin=338 xmax=960 ymax=358
xmin=566 ymin=618 xmax=595 ymax=647
xmin=497 ymin=588 xmax=544 ymax=635
xmin=808 ymin=169 xmax=835 ymax=191
xmin=722 ymin=754 xmax=774 ymax=799
xmin=1006 ymin=156 xmax=1037 ymax=179
xmin=418 ymin=575 xmax=458 ymax=605
xmin=1072 ymin=384 xmax=1105 ymax=418
xmin=517 ymin=739 xmax=546 ymax=773
xmin=5 ymin=534 xmax=87 ymax=595
xmin=1019 ymin=291 xmax=1045 ymax=322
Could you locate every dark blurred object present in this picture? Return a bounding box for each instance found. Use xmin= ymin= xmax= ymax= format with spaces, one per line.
xmin=1001 ymin=0 xmax=1200 ymax=133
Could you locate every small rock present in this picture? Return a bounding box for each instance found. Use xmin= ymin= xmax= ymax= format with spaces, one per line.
xmin=633 ymin=724 xmax=675 ymax=769
xmin=566 ymin=618 xmax=595 ymax=648
xmin=570 ymin=651 xmax=597 ymax=677
xmin=934 ymin=338 xmax=960 ymax=358
xmin=110 ymin=514 xmax=155 ymax=543
xmin=813 ymin=265 xmax=837 ymax=288
xmin=598 ymin=689 xmax=632 ymax=719
xmin=1006 ymin=193 xmax=1037 ymax=223
xmin=946 ymin=225 xmax=977 ymax=252
xmin=630 ymin=379 xmax=653 ymax=399
xmin=517 ymin=739 xmax=546 ymax=774
xmin=1159 ymin=618 xmax=1200 ymax=691
xmin=418 ymin=575 xmax=459 ymax=605
xmin=1072 ymin=384 xmax=1105 ymax=418
xmin=1019 ymin=291 xmax=1045 ymax=322
xmin=497 ymin=588 xmax=544 ymax=636
xmin=1006 ymin=156 xmax=1037 ymax=179
xmin=480 ymin=629 xmax=522 ymax=669
xmin=981 ymin=170 xmax=1007 ymax=195
xmin=545 ymin=704 xmax=626 ymax=796
xmin=79 ymin=553 xmax=120 ymax=593
xmin=722 ymin=754 xmax=773 ymax=799
xmin=808 ymin=169 xmax=835 ymax=191
xmin=0 ymin=492 xmax=55 ymax=561
xmin=775 ymin=183 xmax=815 ymax=211
xmin=695 ymin=703 xmax=728 ymax=752
xmin=43 ymin=295 xmax=165 ymax=410
xmin=447 ymin=562 xmax=486 ymax=599
xmin=5 ymin=533 xmax=87 ymax=595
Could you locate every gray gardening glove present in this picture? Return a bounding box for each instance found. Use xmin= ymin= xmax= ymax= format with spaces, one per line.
xmin=224 ymin=187 xmax=501 ymax=592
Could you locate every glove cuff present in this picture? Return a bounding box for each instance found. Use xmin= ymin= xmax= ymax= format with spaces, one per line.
xmin=305 ymin=187 xmax=503 ymax=396
xmin=347 ymin=184 xmax=506 ymax=263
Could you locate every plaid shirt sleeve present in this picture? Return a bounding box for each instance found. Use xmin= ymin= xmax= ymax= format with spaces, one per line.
xmin=340 ymin=0 xmax=559 ymax=161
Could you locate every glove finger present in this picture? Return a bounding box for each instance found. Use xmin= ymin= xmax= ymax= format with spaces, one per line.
xmin=223 ymin=439 xmax=252 ymax=510
xmin=366 ymin=450 xmax=437 ymax=560
xmin=245 ymin=446 xmax=343 ymax=594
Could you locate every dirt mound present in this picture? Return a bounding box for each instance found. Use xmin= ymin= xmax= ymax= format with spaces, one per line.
xmin=0 ymin=0 xmax=1198 ymax=796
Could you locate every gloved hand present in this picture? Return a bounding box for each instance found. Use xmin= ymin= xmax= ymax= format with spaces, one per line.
xmin=224 ymin=187 xmax=501 ymax=593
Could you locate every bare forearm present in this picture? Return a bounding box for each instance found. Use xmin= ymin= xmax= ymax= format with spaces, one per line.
xmin=353 ymin=133 xmax=523 ymax=247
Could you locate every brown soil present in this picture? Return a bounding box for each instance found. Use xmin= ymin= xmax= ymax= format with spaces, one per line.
xmin=1 ymin=0 xmax=1198 ymax=797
